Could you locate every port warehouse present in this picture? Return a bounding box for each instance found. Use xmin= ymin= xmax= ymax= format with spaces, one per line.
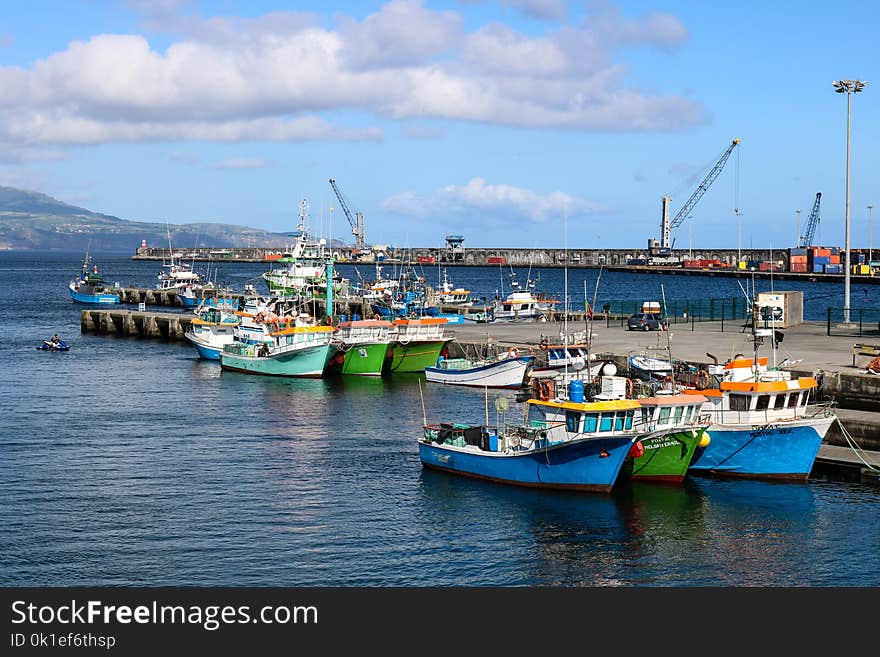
xmin=135 ymin=244 xmax=879 ymax=274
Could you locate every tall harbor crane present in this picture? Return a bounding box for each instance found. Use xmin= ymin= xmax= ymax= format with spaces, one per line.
xmin=653 ymin=138 xmax=741 ymax=252
xmin=328 ymin=178 xmax=366 ymax=250
xmin=799 ymin=192 xmax=822 ymax=248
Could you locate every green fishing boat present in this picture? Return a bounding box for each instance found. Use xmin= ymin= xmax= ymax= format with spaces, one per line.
xmin=328 ymin=319 xmax=394 ymax=376
xmin=387 ymin=317 xmax=451 ymax=373
xmin=620 ymin=393 xmax=710 ymax=483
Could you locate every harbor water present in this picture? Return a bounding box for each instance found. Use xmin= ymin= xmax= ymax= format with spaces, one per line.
xmin=2 ymin=251 xmax=880 ymax=586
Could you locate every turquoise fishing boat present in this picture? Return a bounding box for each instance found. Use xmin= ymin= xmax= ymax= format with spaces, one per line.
xmin=220 ymin=324 xmax=336 ymax=377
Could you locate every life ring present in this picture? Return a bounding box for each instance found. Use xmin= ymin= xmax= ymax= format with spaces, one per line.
xmin=696 ymin=369 xmax=710 ymax=390
xmin=508 ymin=347 xmax=520 ymax=358
xmin=538 ymin=380 xmax=552 ymax=401
xmin=663 ymin=375 xmax=674 ymax=387
xmin=625 ymin=378 xmax=633 ymax=398
xmin=539 ymin=337 xmax=549 ymax=350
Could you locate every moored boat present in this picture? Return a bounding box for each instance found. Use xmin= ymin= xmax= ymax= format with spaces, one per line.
xmin=621 ymin=392 xmax=711 ymax=483
xmin=184 ymin=307 xmax=241 ymax=360
xmin=682 ymin=359 xmax=835 ymax=480
xmin=425 ymin=347 xmax=534 ymax=389
xmin=419 ymin=394 xmax=643 ymax=493
xmin=220 ymin=321 xmax=336 ymax=377
xmin=68 ymin=252 xmax=121 ymax=304
xmin=387 ymin=317 xmax=451 ymax=373
xmin=327 ymin=319 xmax=394 ymax=376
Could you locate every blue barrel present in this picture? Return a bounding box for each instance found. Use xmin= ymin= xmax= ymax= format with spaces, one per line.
xmin=569 ymin=379 xmax=585 ymax=403
xmin=352 ymin=313 xmax=361 ymax=321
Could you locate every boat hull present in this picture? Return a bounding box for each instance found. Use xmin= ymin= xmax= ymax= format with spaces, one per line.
xmin=687 ymin=416 xmax=834 ymax=480
xmin=220 ymin=344 xmax=334 ymax=377
xmin=388 ymin=340 xmax=449 ymax=373
xmin=68 ymin=284 xmax=120 ymax=304
xmin=425 ymin=356 xmax=533 ymax=389
xmin=418 ymin=435 xmax=633 ymax=493
xmin=339 ymin=342 xmax=392 ymax=376
xmin=621 ymin=427 xmax=707 ymax=483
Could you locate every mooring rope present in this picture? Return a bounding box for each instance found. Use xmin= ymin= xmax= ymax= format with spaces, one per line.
xmin=836 ymin=418 xmax=880 ymax=473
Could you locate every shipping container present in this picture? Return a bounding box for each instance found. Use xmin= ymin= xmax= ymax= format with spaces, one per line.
xmin=487 ymin=256 xmax=507 ymax=265
xmin=756 ymin=290 xmax=803 ymax=328
xmin=417 ymin=256 xmax=436 ymax=264
xmin=789 ymin=263 xmax=808 ymax=273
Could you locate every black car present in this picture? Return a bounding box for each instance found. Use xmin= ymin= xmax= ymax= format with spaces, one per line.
xmin=627 ymin=312 xmax=668 ymax=331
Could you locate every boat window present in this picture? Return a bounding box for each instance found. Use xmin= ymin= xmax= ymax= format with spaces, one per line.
xmin=583 ymin=413 xmax=598 ymax=432
xmin=729 ymin=394 xmax=751 ymax=411
xmin=624 ymin=410 xmax=634 ymax=430
xmin=787 ymin=392 xmax=801 ymax=408
xmin=614 ymin=413 xmax=624 ymax=431
xmin=801 ymin=389 xmax=810 ymax=406
xmin=565 ymin=411 xmax=581 ymax=433
xmin=641 ymin=407 xmax=651 ymax=425
xmin=599 ymin=414 xmax=613 ymax=432
xmin=774 ymin=394 xmax=787 ymax=409
xmin=756 ymin=395 xmax=771 ymax=411
xmin=658 ymin=406 xmax=671 ymax=424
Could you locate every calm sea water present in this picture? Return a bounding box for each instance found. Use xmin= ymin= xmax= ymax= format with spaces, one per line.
xmin=2 ymin=251 xmax=879 ymax=586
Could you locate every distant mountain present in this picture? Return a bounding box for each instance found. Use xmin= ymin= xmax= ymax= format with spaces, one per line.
xmin=0 ymin=186 xmax=321 ymax=252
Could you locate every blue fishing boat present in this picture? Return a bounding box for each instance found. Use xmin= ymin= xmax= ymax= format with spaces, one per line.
xmin=68 ymin=250 xmax=121 ymax=304
xmin=419 ymin=383 xmax=644 ymax=493
xmin=682 ymin=357 xmax=835 ymax=480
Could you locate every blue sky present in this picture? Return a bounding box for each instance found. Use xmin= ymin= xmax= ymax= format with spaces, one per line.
xmin=0 ymin=0 xmax=877 ymax=250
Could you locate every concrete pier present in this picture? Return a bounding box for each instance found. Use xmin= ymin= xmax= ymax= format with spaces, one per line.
xmin=81 ymin=308 xmax=192 ymax=339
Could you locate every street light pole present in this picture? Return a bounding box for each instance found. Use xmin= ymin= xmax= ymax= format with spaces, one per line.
xmin=833 ymin=79 xmax=867 ymax=323
xmin=796 ymin=209 xmax=801 ymax=247
xmin=869 ymin=204 xmax=874 ymax=264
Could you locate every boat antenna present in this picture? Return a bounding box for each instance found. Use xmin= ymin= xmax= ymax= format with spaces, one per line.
xmin=661 ymin=283 xmax=674 ymax=390
xmin=563 ymin=201 xmax=569 ymax=382
xmin=484 ymin=384 xmax=489 ymax=427
xmin=769 ymin=241 xmax=777 ymax=370
xmin=418 ymin=379 xmax=427 ymax=426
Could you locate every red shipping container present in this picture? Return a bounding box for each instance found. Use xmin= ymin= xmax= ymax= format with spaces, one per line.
xmin=829 ymin=255 xmax=840 ymax=264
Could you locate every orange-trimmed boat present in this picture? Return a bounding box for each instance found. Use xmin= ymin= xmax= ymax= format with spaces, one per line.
xmin=682 ymin=357 xmax=835 ymax=480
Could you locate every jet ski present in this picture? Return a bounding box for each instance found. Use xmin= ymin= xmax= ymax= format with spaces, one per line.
xmin=37 ymin=339 xmax=70 ymax=351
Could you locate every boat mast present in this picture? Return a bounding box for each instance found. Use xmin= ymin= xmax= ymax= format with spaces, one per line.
xmin=661 ymin=283 xmax=673 ymax=390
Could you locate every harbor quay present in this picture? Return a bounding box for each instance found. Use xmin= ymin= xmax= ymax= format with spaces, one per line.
xmin=81 ymin=307 xmax=880 ymax=454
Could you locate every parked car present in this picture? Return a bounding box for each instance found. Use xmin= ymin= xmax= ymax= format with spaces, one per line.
xmin=627 ymin=312 xmax=668 ymax=331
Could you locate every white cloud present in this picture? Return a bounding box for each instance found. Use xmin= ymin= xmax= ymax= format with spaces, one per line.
xmin=382 ymin=177 xmax=599 ymax=223
xmin=500 ymin=0 xmax=568 ymax=21
xmin=0 ymin=1 xmax=701 ymax=148
xmin=212 ymin=158 xmax=270 ymax=170
xmin=3 ymin=115 xmax=382 ymax=146
xmin=337 ymin=0 xmax=462 ymax=69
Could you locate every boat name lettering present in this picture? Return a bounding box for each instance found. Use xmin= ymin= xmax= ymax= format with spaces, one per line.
xmin=749 ymin=426 xmax=792 ymax=437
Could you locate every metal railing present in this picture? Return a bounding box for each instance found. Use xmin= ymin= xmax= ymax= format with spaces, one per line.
xmin=600 ymin=297 xmax=750 ymax=332
xmin=825 ymin=307 xmax=880 ymax=336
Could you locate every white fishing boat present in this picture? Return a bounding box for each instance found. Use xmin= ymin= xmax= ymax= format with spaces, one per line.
xmin=491 ymin=269 xmax=556 ymax=322
xmin=184 ymin=306 xmax=241 ymax=360
xmin=425 ymin=347 xmax=534 ymax=389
